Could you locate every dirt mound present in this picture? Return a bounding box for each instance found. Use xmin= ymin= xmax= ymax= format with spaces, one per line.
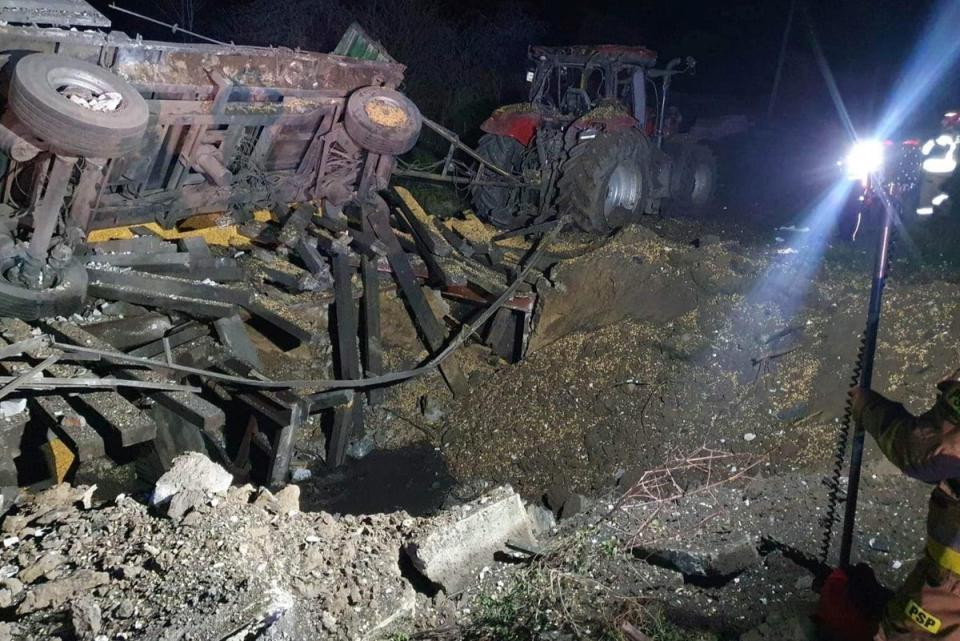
xmin=529 ymin=227 xmax=759 ymax=351
xmin=441 ymin=223 xmax=960 ymax=498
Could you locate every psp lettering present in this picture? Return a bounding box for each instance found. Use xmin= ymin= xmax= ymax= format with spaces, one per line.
xmin=906 ymin=600 xmax=942 ymax=633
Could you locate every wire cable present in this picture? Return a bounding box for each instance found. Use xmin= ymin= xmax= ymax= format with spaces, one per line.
xmin=52 ymin=219 xmax=565 ymax=391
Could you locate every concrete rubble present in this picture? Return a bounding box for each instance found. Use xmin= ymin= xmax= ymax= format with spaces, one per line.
xmin=405 ymin=485 xmax=537 ymax=593
xmin=0 ymin=456 xmax=432 ymax=640
xmin=0 ymin=456 xmax=553 ymax=640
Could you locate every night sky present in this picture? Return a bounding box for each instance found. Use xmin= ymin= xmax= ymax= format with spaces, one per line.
xmin=93 ymin=0 xmax=957 ymax=135
xmin=528 ymin=0 xmax=951 ymax=132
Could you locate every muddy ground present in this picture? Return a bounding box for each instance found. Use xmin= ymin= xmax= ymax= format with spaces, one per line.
xmin=299 ymin=210 xmax=960 ymax=638
xmin=4 ymin=206 xmax=958 ymax=640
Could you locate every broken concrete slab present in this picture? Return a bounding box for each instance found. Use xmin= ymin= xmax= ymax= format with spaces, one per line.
xmin=558 ymin=493 xmax=588 ymax=521
xmin=633 ymin=532 xmax=759 ymax=578
xmin=151 ymin=452 xmax=232 ymax=507
xmin=274 ymin=484 xmax=300 ymax=515
xmin=404 ymin=485 xmax=536 ymax=593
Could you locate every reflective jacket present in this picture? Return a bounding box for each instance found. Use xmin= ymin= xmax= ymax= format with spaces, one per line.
xmin=856 ymin=390 xmax=960 ymax=565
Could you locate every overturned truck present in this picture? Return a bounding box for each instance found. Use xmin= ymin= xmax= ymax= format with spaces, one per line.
xmin=0 ymin=3 xmax=423 ymax=319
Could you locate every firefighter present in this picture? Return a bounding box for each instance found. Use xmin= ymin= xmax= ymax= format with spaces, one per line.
xmin=917 ymin=111 xmax=959 ymax=216
xmin=851 ymin=370 xmax=960 ymax=639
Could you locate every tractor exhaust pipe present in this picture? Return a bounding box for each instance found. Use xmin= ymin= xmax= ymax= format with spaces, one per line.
xmin=653 ymin=57 xmax=695 ymax=149
xmin=654 ymin=59 xmax=682 ymax=149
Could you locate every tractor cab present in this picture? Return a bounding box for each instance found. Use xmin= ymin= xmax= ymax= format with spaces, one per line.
xmin=527 ymin=45 xmax=658 ymax=129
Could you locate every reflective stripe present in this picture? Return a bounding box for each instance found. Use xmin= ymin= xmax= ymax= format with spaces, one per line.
xmin=927 ymin=539 xmax=960 ymax=574
xmin=905 ymin=599 xmax=943 ymax=634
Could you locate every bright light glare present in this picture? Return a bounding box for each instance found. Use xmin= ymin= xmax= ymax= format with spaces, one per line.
xmin=845 ymin=139 xmax=884 ymax=181
xmin=875 ymin=1 xmax=960 ymax=140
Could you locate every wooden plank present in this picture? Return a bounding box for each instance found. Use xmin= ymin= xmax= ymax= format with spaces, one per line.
xmin=368 ymin=205 xmax=468 ymax=396
xmin=243 ymin=301 xmax=315 ymax=346
xmin=328 ymin=250 xmax=363 ymax=466
xmin=214 ymin=357 xmax=307 ymax=488
xmin=43 ymin=322 xmax=225 ymax=435
xmin=177 ymin=236 xmax=213 ymax=258
xmin=213 ymin=315 xmax=263 ymax=370
xmin=90 ymin=236 xmax=176 ymax=254
xmin=0 ymin=333 xmax=105 ymax=460
xmin=0 ymin=319 xmax=155 ymax=448
xmin=88 ymin=253 xmax=242 ymax=279
xmin=87 ymin=269 xmax=251 ymax=306
xmin=127 ymin=323 xmax=208 ymax=358
xmin=360 ymin=210 xmax=384 ymax=407
xmin=88 ymin=281 xmax=238 ymax=319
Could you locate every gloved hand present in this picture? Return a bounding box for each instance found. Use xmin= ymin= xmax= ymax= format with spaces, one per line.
xmin=849 ymin=387 xmax=870 ymax=420
xmin=815 ymin=565 xmax=890 ymax=641
xmin=847 ymin=562 xmax=894 ymax=615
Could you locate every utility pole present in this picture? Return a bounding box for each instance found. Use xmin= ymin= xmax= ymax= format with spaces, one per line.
xmin=767 ymin=0 xmax=797 ymax=120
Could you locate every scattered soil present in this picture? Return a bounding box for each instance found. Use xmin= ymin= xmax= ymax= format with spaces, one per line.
xmin=10 ymin=202 xmax=955 ymax=640
xmin=434 ymin=220 xmax=960 ymax=499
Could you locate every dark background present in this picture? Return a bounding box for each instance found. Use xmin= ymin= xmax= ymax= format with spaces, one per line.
xmin=89 ymin=0 xmax=960 ymax=219
xmin=90 ymin=0 xmax=954 ymax=134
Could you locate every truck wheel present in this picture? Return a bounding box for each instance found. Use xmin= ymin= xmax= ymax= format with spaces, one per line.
xmin=669 ymin=142 xmax=717 ymax=210
xmin=9 ymin=54 xmax=149 ymax=158
xmin=0 ymin=257 xmax=87 ymax=320
xmin=557 ymin=130 xmax=651 ymax=234
xmin=470 ymin=133 xmax=532 ymax=228
xmin=344 ymin=86 xmax=422 ymax=155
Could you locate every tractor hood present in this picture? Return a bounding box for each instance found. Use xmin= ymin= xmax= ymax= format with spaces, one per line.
xmin=480 ymin=103 xmax=544 ymax=147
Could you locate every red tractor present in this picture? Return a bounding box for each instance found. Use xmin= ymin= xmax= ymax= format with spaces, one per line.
xmin=471 ymin=45 xmax=717 ymax=233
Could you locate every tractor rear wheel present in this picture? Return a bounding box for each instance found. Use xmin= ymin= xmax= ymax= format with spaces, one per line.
xmin=667 ymin=141 xmax=717 ymax=211
xmin=470 ymin=133 xmax=532 ymax=229
xmin=556 ymin=130 xmax=651 ymax=234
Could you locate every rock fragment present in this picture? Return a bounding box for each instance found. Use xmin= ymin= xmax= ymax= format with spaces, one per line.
xmin=151 ymin=452 xmax=232 ymax=507
xmin=17 ymin=570 xmax=109 ymax=614
xmin=71 ymin=597 xmax=102 ymax=640
xmin=19 ymin=552 xmax=64 ymax=584
xmin=525 ymin=502 xmax=556 ymax=536
xmin=166 ymin=488 xmax=206 ymax=522
xmin=275 ymin=485 xmax=300 ymax=515
xmin=634 ymin=532 xmax=759 ymax=578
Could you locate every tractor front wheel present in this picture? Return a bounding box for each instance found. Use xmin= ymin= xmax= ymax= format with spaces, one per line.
xmin=556 ymin=131 xmax=651 ymax=234
xmin=470 ymin=133 xmax=532 ymax=229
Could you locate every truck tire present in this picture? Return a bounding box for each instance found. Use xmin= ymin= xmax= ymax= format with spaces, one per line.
xmin=668 ymin=142 xmax=717 ymax=210
xmin=344 ymin=86 xmax=422 ymax=155
xmin=470 ymin=133 xmax=530 ymax=228
xmin=9 ymin=54 xmax=149 ymax=158
xmin=557 ymin=130 xmax=651 ymax=234
xmin=0 ymin=258 xmax=87 ymax=320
